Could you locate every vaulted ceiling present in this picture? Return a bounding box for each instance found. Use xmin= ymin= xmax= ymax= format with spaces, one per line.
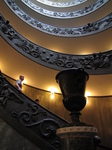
xmin=0 ymin=0 xmax=112 ymax=96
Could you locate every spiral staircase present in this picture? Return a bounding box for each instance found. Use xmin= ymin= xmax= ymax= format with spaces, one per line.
xmin=0 ymin=0 xmax=112 ymax=149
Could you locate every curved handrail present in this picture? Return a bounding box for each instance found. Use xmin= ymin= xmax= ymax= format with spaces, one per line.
xmin=0 ymin=13 xmax=112 ymax=74
xmin=21 ymin=0 xmax=109 ymax=19
xmin=4 ymin=0 xmax=112 ymax=37
xmin=34 ymin=0 xmax=87 ymax=8
xmin=0 ymin=71 xmax=67 ymax=150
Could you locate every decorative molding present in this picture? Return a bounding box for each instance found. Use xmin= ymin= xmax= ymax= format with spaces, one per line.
xmin=21 ymin=0 xmax=109 ymax=19
xmin=56 ymin=126 xmax=98 ymax=134
xmin=34 ymin=0 xmax=87 ymax=8
xmin=0 ymin=13 xmax=112 ymax=74
xmin=4 ymin=0 xmax=112 ymax=37
xmin=0 ymin=71 xmax=67 ymax=149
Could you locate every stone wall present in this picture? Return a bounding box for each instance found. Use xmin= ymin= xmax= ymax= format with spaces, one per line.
xmin=0 ymin=119 xmax=40 ymax=150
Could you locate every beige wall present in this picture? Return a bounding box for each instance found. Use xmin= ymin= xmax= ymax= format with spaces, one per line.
xmin=81 ymin=96 xmax=112 ymax=148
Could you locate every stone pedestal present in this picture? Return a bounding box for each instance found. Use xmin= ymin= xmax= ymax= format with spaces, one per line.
xmin=56 ymin=126 xmax=98 ymax=150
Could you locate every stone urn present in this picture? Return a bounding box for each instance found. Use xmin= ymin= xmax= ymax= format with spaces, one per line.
xmin=56 ymin=68 xmax=89 ymax=126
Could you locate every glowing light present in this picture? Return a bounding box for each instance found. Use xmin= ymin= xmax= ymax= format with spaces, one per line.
xmin=85 ymin=91 xmax=91 ymax=105
xmin=85 ymin=91 xmax=91 ymax=98
xmin=48 ymin=86 xmax=58 ymax=93
xmin=51 ymin=92 xmax=54 ymax=99
xmin=48 ymin=86 xmax=58 ymax=99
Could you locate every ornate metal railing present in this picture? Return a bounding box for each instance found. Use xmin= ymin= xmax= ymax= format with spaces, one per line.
xmin=31 ymin=0 xmax=87 ymax=8
xmin=0 ymin=13 xmax=112 ymax=74
xmin=0 ymin=71 xmax=67 ymax=150
xmin=21 ymin=0 xmax=109 ymax=19
xmin=4 ymin=0 xmax=112 ymax=37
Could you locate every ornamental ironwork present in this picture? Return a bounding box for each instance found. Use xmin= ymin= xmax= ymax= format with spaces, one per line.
xmin=0 ymin=71 xmax=67 ymax=150
xmin=35 ymin=0 xmax=87 ymax=7
xmin=4 ymin=0 xmax=112 ymax=37
xmin=0 ymin=14 xmax=112 ymax=74
xmin=21 ymin=0 xmax=109 ymax=19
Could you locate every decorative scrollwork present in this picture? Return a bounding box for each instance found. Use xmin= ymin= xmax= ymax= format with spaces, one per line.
xmin=33 ymin=0 xmax=86 ymax=7
xmin=4 ymin=0 xmax=112 ymax=37
xmin=11 ymin=102 xmax=62 ymax=149
xmin=21 ymin=0 xmax=109 ymax=19
xmin=39 ymin=119 xmax=62 ymax=149
xmin=12 ymin=103 xmax=61 ymax=128
xmin=0 ymin=13 xmax=112 ymax=74
xmin=18 ymin=105 xmax=47 ymax=126
xmin=0 ymin=72 xmax=67 ymax=149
